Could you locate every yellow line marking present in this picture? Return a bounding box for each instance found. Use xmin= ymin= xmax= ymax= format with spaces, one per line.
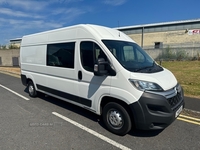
xmin=179 ymin=114 xmax=200 ymax=122
xmin=177 ymin=117 xmax=200 ymax=125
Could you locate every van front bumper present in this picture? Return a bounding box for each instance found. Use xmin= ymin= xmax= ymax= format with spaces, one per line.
xmin=129 ymin=84 xmax=184 ymax=130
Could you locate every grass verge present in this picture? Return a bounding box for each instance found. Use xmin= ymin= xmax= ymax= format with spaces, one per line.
xmin=160 ymin=61 xmax=200 ymax=98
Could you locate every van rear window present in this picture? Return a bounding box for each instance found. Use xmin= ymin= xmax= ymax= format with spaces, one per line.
xmin=47 ymin=42 xmax=75 ymax=68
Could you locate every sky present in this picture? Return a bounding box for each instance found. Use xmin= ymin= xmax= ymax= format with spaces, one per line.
xmin=0 ymin=0 xmax=200 ymax=45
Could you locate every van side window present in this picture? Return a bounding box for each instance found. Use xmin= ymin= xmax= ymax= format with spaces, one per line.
xmin=80 ymin=41 xmax=107 ymax=72
xmin=47 ymin=42 xmax=75 ymax=68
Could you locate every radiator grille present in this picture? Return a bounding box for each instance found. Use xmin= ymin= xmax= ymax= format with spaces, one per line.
xmin=167 ymin=93 xmax=182 ymax=109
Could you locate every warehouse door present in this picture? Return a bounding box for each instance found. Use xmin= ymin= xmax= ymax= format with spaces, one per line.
xmin=12 ymin=57 xmax=19 ymax=66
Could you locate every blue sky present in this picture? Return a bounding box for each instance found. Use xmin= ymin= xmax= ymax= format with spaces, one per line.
xmin=0 ymin=0 xmax=199 ymax=45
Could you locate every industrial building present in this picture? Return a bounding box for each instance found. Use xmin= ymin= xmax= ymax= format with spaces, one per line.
xmin=9 ymin=38 xmax=22 ymax=48
xmin=1 ymin=19 xmax=200 ymax=66
xmin=8 ymin=19 xmax=200 ymax=49
xmin=117 ymin=19 xmax=200 ymax=49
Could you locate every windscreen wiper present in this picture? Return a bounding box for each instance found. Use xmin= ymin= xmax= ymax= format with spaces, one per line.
xmin=135 ymin=65 xmax=153 ymax=72
xmin=135 ymin=62 xmax=155 ymax=72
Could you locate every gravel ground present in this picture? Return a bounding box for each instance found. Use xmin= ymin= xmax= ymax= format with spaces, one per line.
xmin=0 ymin=67 xmax=20 ymax=75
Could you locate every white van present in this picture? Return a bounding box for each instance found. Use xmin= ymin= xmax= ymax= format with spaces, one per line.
xmin=20 ymin=24 xmax=184 ymax=135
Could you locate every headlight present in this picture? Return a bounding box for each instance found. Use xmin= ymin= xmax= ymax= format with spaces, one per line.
xmin=129 ymin=79 xmax=163 ymax=91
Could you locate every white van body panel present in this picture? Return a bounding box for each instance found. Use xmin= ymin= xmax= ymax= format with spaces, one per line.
xmin=110 ymin=69 xmax=143 ymax=103
xmin=130 ymin=68 xmax=177 ymax=91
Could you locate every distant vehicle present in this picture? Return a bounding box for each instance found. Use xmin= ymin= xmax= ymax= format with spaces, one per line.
xmin=20 ymin=24 xmax=184 ymax=135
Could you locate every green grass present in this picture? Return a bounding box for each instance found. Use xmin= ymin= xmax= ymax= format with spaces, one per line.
xmin=160 ymin=61 xmax=200 ymax=98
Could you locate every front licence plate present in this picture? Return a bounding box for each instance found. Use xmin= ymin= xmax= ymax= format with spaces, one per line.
xmin=175 ymin=105 xmax=183 ymax=118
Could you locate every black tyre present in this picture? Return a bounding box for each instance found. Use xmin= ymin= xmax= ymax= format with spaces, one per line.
xmin=102 ymin=102 xmax=132 ymax=136
xmin=27 ymin=81 xmax=37 ymax=97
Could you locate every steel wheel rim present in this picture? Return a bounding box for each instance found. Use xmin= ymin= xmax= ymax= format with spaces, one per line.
xmin=29 ymin=85 xmax=34 ymax=95
xmin=107 ymin=109 xmax=123 ymax=129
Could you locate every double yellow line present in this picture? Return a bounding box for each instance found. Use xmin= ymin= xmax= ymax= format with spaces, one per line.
xmin=178 ymin=114 xmax=200 ymax=125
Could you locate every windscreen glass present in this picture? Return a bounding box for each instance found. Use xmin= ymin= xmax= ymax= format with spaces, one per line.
xmin=102 ymin=40 xmax=163 ymax=73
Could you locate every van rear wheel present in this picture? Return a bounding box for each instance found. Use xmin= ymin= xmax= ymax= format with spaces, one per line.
xmin=27 ymin=81 xmax=37 ymax=97
xmin=103 ymin=102 xmax=132 ymax=136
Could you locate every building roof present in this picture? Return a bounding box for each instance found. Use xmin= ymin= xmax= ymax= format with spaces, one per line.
xmin=10 ymin=38 xmax=22 ymax=42
xmin=115 ymin=18 xmax=200 ymax=30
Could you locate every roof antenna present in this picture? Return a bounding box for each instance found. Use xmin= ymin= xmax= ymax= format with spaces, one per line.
xmin=118 ymin=21 xmax=120 ymax=37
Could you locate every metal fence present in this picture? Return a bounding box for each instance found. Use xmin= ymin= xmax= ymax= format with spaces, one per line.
xmin=144 ymin=47 xmax=200 ymax=61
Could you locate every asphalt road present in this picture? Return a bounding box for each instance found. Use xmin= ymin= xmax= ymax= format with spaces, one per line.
xmin=184 ymin=96 xmax=200 ymax=112
xmin=0 ymin=73 xmax=200 ymax=150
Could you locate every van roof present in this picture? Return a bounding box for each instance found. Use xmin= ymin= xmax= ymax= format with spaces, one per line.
xmin=21 ymin=24 xmax=134 ymax=46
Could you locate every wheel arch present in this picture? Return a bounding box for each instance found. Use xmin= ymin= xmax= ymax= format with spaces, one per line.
xmin=100 ymin=96 xmax=135 ymax=127
xmin=23 ymin=74 xmax=37 ymax=89
xmin=26 ymin=78 xmax=33 ymax=85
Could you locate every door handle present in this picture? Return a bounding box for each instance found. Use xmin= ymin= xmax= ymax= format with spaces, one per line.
xmin=78 ymin=71 xmax=82 ymax=80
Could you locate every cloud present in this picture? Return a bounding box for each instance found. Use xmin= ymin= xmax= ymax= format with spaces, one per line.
xmin=65 ymin=8 xmax=86 ymax=23
xmin=0 ymin=0 xmax=48 ymax=11
xmin=103 ymin=0 xmax=127 ymax=6
xmin=21 ymin=20 xmax=62 ymax=30
xmin=0 ymin=0 xmax=6 ymax=3
xmin=0 ymin=0 xmax=89 ymax=44
xmin=0 ymin=8 xmax=43 ymax=18
xmin=52 ymin=0 xmax=83 ymax=3
xmin=0 ymin=17 xmax=62 ymax=29
xmin=50 ymin=7 xmax=86 ymax=24
xmin=51 ymin=8 xmax=77 ymax=16
xmin=0 ymin=0 xmax=84 ymax=11
xmin=0 ymin=18 xmax=62 ymax=42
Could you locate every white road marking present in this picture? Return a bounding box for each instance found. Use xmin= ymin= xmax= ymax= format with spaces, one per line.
xmin=52 ymin=112 xmax=132 ymax=150
xmin=0 ymin=84 xmax=30 ymax=101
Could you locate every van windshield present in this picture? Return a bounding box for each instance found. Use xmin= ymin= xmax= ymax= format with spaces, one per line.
xmin=102 ymin=40 xmax=163 ymax=73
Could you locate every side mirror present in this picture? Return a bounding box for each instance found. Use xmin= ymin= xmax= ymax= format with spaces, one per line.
xmin=94 ymin=58 xmax=108 ymax=76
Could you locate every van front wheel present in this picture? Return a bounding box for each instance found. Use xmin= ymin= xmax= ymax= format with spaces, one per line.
xmin=27 ymin=81 xmax=37 ymax=97
xmin=103 ymin=102 xmax=131 ymax=136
